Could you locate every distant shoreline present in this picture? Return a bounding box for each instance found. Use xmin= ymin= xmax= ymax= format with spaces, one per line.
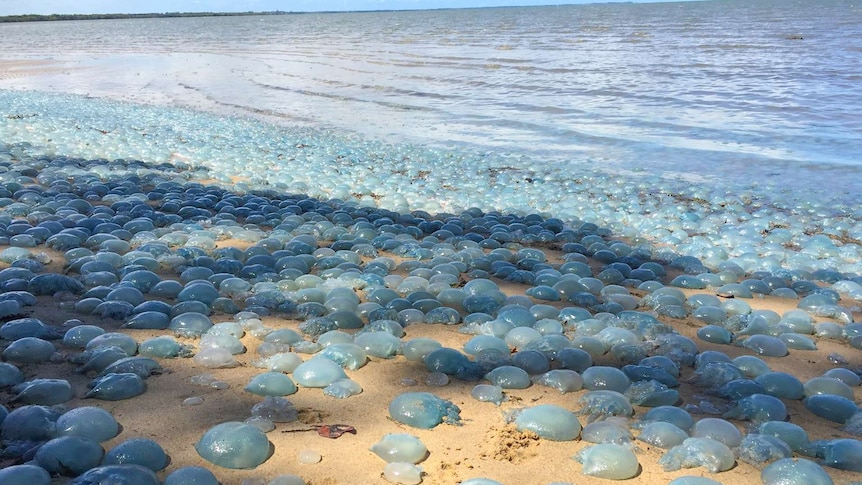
xmin=0 ymin=11 xmax=296 ymax=23
xmin=0 ymin=6 xmax=488 ymax=22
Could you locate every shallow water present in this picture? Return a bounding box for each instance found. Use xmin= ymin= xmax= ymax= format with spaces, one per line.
xmin=0 ymin=0 xmax=861 ymax=188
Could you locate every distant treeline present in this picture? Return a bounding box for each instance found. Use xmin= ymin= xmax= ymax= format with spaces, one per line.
xmin=0 ymin=11 xmax=292 ymax=23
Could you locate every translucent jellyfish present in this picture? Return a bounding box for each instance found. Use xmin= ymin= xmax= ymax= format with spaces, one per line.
xmin=122 ymin=311 xmax=170 ymax=330
xmin=362 ymin=319 xmax=404 ymax=337
xmin=2 ymin=336 xmax=56 ymax=363
xmin=816 ymin=323 xmax=845 ymax=340
xmin=298 ymin=317 xmax=337 ymax=338
xmin=70 ymin=464 xmax=160 ymax=485
xmin=292 ymin=357 xmax=348 ymax=387
xmin=464 ymin=335 xmax=509 ymax=356
xmin=576 ymin=390 xmax=634 ymax=423
xmin=485 ymin=365 xmax=531 ymax=389
xmin=254 ymin=352 xmax=302 ymax=373
xmin=264 ymin=328 xmax=302 ymax=345
xmin=317 ymin=330 xmax=354 ymax=347
xmin=62 ymin=325 xmax=106 ymax=349
xmin=86 ymin=332 xmax=138 ymax=355
xmin=659 ymin=437 xmax=735 ymax=473
xmin=723 ymin=393 xmax=788 ymax=424
xmin=401 ymin=338 xmax=442 ymax=362
xmin=269 ymin=474 xmax=307 ymax=485
xmin=757 ymin=421 xmax=811 ymax=453
xmin=424 ymin=347 xmax=484 ymax=382
xmin=11 ymin=378 xmax=74 ymax=405
xmin=574 ymin=443 xmax=639 ymax=480
xmin=779 ymin=333 xmax=817 ymax=351
xmin=581 ymin=419 xmax=633 ymax=444
xmin=625 ymin=380 xmax=679 ymax=407
xmin=193 ymin=347 xmax=239 ymax=368
xmin=755 ymin=372 xmax=804 ymax=400
xmin=513 ymin=404 xmax=581 ymax=441
xmin=0 ymin=317 xmax=61 ymax=340
xmin=164 ymin=466 xmax=220 ymax=485
xmin=761 ymin=458 xmax=833 ymax=485
xmin=691 ymin=418 xmax=743 ymax=448
xmin=28 ymin=273 xmax=85 ymax=295
xmin=0 ymin=404 xmax=62 ymax=441
xmin=0 ymin=465 xmax=51 ymax=485
xmin=383 ymin=462 xmax=422 ymax=485
xmin=245 ymin=372 xmax=298 ymax=397
xmin=803 ymin=376 xmax=854 ymax=400
xmin=103 ymin=438 xmax=168 ymax=471
xmin=819 ymin=438 xmax=862 ymax=472
xmin=637 ymin=421 xmax=689 ymax=449
xmin=716 ymin=379 xmax=765 ymax=400
xmin=555 ymin=348 xmax=593 ymax=372
xmin=169 ymin=312 xmax=213 ymax=338
xmin=511 ymin=350 xmax=550 ymax=375
xmin=56 ymin=406 xmax=119 ymax=442
xmin=178 ymin=281 xmax=220 ymax=305
xmin=732 ymin=355 xmax=771 ymax=378
xmin=741 ymin=334 xmax=788 ymax=357
xmin=521 ymin=334 xmax=573 ymax=360
xmin=0 ymin=290 xmax=37 ymax=307
xmin=533 ymin=369 xmax=583 ymax=393
xmin=195 ymin=421 xmax=272 ymax=469
xmin=84 ymin=373 xmax=146 ymax=401
xmin=622 ymin=364 xmax=678 ymax=388
xmin=667 ymin=478 xmax=722 ymax=485
xmin=370 ymin=433 xmax=429 ymax=464
xmin=459 ymin=479 xmax=503 ymax=485
xmin=388 ymin=392 xmax=461 ymax=429
xmin=139 ymin=336 xmax=193 ymax=359
xmin=638 ymin=406 xmax=695 ymax=433
xmin=581 ymin=366 xmax=631 ymax=393
xmin=75 ymin=346 xmax=130 ymax=375
xmin=251 ymin=396 xmax=298 ymax=423
xmin=34 ymin=435 xmax=104 ymax=476
xmin=736 ymin=433 xmax=792 ymax=466
xmin=471 ymin=384 xmax=505 ymax=405
xmin=93 ymin=300 xmax=136 ymax=320
xmin=98 ymin=356 xmax=162 ymax=379
xmin=150 ymin=280 xmax=183 ymax=298
xmin=504 ymin=326 xmax=543 ymax=350
xmin=696 ymin=325 xmax=732 ymax=345
xmin=803 ymin=394 xmax=858 ymax=424
xmin=354 ymin=331 xmax=402 ymax=359
xmin=318 ymin=343 xmax=368 ymax=370
xmin=323 ymin=378 xmax=363 ymax=398
xmin=686 ymin=361 xmax=744 ymax=391
xmin=822 ymin=368 xmax=861 ymax=387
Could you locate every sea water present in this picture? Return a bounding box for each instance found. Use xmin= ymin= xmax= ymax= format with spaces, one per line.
xmin=0 ymin=0 xmax=860 ymax=273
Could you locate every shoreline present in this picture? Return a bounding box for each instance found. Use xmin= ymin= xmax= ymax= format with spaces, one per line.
xmin=1 ymin=88 xmax=860 ymax=279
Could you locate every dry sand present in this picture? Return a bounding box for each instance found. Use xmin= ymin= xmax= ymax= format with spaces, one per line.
xmin=2 ymin=242 xmax=861 ymax=485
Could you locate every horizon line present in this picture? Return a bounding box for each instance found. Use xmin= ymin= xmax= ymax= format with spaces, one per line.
xmin=0 ymin=1 xmax=708 ymax=19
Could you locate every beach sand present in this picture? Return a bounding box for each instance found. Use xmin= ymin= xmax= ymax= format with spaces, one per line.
xmin=2 ymin=241 xmax=860 ymax=485
xmin=0 ymin=60 xmax=74 ymax=81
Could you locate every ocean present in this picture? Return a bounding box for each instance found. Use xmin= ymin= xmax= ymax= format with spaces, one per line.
xmin=1 ymin=0 xmax=860 ymax=186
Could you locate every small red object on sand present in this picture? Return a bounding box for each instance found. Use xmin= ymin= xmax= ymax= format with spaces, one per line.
xmin=315 ymin=424 xmax=356 ymax=439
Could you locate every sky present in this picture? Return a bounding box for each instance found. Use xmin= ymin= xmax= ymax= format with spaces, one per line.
xmin=0 ymin=0 xmax=679 ymax=15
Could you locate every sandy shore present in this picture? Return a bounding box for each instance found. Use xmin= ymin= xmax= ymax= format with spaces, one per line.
xmin=1 ymin=241 xmax=860 ymax=485
xmin=0 ymin=60 xmax=74 ymax=81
